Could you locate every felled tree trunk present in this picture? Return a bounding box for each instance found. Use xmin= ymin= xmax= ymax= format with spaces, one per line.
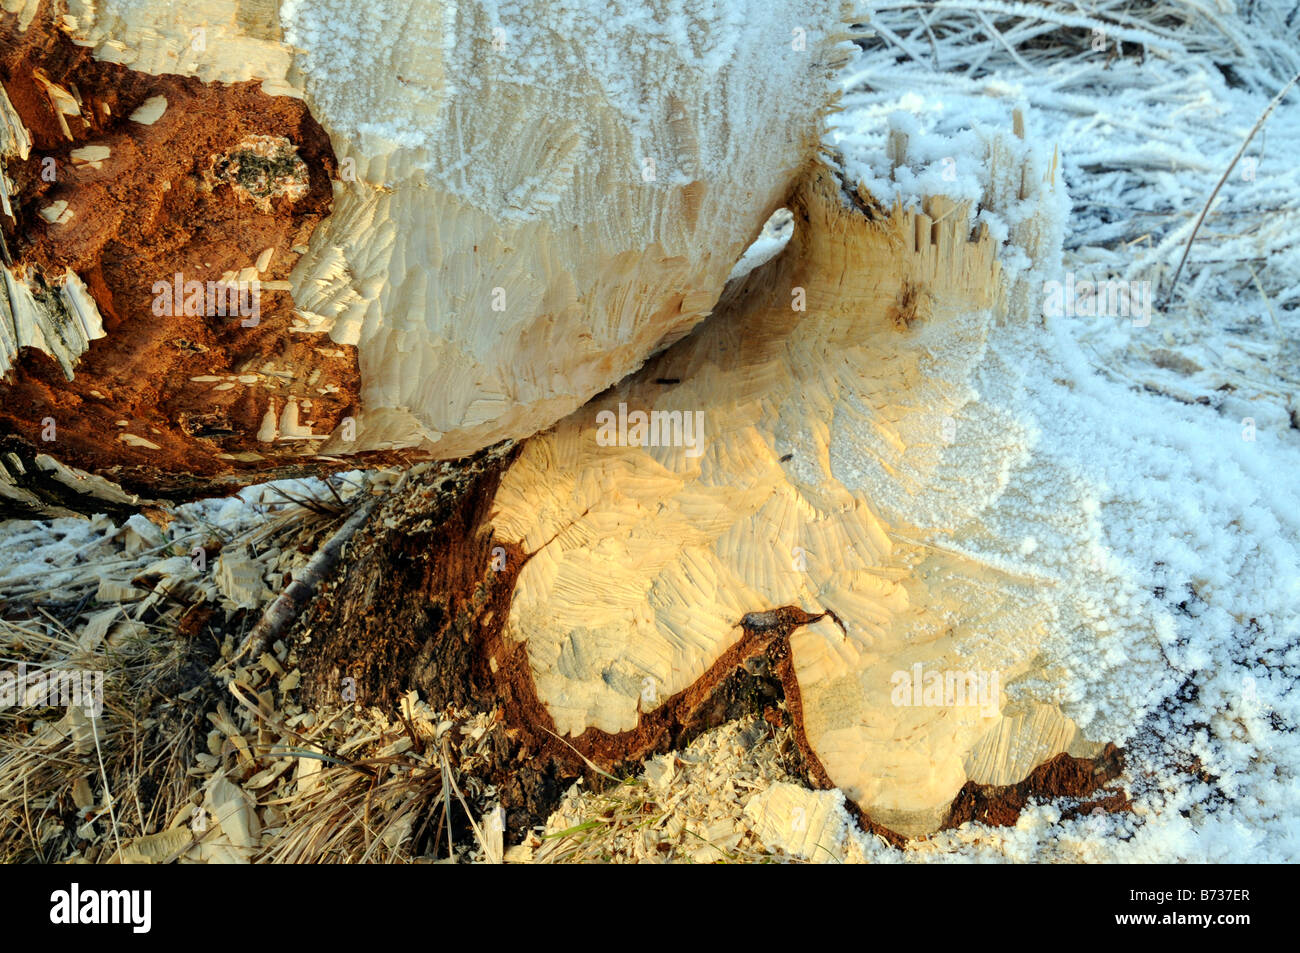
xmin=2 ymin=0 xmax=850 ymax=502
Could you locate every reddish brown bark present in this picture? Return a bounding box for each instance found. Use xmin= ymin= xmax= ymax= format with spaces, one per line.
xmin=0 ymin=5 xmax=386 ymax=500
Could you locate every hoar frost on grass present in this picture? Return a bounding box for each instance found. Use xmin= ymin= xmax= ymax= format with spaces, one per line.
xmin=838 ymin=0 xmax=1300 ymax=428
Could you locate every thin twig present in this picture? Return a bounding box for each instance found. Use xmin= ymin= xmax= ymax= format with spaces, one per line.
xmin=89 ymin=714 xmax=124 ymax=863
xmin=1164 ymin=70 xmax=1300 ymax=303
xmin=439 ymin=738 xmax=455 ymax=859
xmin=230 ymin=495 xmax=380 ymax=666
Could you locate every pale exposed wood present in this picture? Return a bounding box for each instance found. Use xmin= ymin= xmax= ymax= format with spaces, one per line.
xmin=1 ymin=266 xmax=105 ymax=379
xmin=490 ymin=142 xmax=1125 ymax=835
xmin=63 ymin=0 xmax=300 ymax=97
xmin=284 ymin=0 xmax=855 ymax=457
